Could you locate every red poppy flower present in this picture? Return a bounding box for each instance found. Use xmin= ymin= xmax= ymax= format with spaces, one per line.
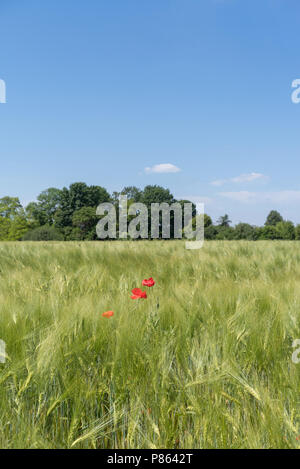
xmin=142 ymin=277 xmax=155 ymax=287
xmin=102 ymin=311 xmax=114 ymax=318
xmin=131 ymin=288 xmax=147 ymax=299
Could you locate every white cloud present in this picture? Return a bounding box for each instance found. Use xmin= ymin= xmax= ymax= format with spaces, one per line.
xmin=219 ymin=190 xmax=300 ymax=204
xmin=145 ymin=163 xmax=181 ymax=174
xmin=231 ymin=172 xmax=265 ymax=183
xmin=211 ymin=179 xmax=227 ymax=187
xmin=211 ymin=172 xmax=266 ymax=186
xmin=218 ymin=191 xmax=258 ymax=202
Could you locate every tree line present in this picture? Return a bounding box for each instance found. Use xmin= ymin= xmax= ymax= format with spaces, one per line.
xmin=0 ymin=182 xmax=299 ymax=241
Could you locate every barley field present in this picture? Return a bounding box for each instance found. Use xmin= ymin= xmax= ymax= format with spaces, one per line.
xmin=0 ymin=241 xmax=299 ymax=449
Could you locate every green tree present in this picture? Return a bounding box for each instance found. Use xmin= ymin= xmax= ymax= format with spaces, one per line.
xmin=23 ymin=225 xmax=64 ymax=241
xmin=121 ymin=186 xmax=143 ymax=202
xmin=275 ymin=221 xmax=295 ymax=240
xmin=110 ymin=188 xmax=143 ymax=238
xmin=203 ymin=214 xmax=213 ymax=228
xmin=215 ymin=226 xmax=235 ymax=240
xmin=295 ymin=224 xmax=300 ymax=240
xmin=265 ymin=210 xmax=283 ymax=226
xmin=0 ymin=217 xmax=11 ymax=240
xmin=204 ymin=224 xmax=217 ymax=240
xmin=8 ymin=216 xmax=29 ymax=240
xmin=217 ymin=214 xmax=231 ymax=227
xmin=140 ymin=185 xmax=175 ymax=239
xmin=184 ymin=213 xmax=211 ymax=239
xmin=178 ymin=200 xmax=197 ymax=240
xmin=26 ymin=188 xmax=62 ymax=226
xmin=72 ymin=206 xmax=99 ymax=240
xmin=141 ymin=185 xmax=175 ymax=206
xmin=258 ymin=225 xmax=280 ymax=240
xmin=234 ymin=223 xmax=258 ymax=240
xmin=0 ymin=197 xmax=29 ymax=240
xmin=178 ymin=200 xmax=197 ymax=218
xmin=0 ymin=196 xmax=24 ymax=218
xmin=55 ymin=183 xmax=111 ymax=233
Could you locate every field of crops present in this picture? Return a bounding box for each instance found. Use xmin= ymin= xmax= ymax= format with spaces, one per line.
xmin=0 ymin=241 xmax=299 ymax=448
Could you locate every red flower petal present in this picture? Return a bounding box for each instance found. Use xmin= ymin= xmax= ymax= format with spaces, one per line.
xmin=142 ymin=278 xmax=155 ymax=287
xmin=131 ymin=288 xmax=147 ymax=299
xmin=132 ymin=288 xmax=143 ymax=296
xmin=102 ymin=311 xmax=114 ymax=318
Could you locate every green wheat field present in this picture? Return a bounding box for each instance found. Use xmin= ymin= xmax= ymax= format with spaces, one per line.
xmin=0 ymin=241 xmax=299 ymax=449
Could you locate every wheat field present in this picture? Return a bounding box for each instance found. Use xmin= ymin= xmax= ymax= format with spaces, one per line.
xmin=0 ymin=241 xmax=299 ymax=449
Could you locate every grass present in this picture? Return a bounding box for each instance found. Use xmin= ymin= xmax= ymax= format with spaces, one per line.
xmin=0 ymin=240 xmax=299 ymax=449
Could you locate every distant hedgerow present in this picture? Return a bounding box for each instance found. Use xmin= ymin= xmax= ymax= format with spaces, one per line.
xmin=22 ymin=225 xmax=64 ymax=241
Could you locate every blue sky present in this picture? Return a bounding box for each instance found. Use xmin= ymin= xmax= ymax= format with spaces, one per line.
xmin=1 ymin=0 xmax=300 ymax=225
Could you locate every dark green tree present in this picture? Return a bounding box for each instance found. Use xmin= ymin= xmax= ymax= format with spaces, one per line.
xmin=72 ymin=206 xmax=99 ymax=240
xmin=258 ymin=225 xmax=280 ymax=240
xmin=0 ymin=197 xmax=29 ymax=240
xmin=295 ymin=224 xmax=300 ymax=240
xmin=204 ymin=224 xmax=217 ymax=240
xmin=141 ymin=185 xmax=175 ymax=206
xmin=203 ymin=214 xmax=213 ymax=228
xmin=0 ymin=196 xmax=24 ymax=218
xmin=121 ymin=186 xmax=143 ymax=202
xmin=185 ymin=214 xmax=212 ymax=239
xmin=217 ymin=214 xmax=231 ymax=227
xmin=216 ymin=226 xmax=235 ymax=240
xmin=23 ymin=225 xmax=64 ymax=241
xmin=26 ymin=188 xmax=62 ymax=226
xmin=275 ymin=221 xmax=295 ymax=240
xmin=139 ymin=185 xmax=174 ymax=239
xmin=233 ymin=223 xmax=258 ymax=240
xmin=55 ymin=183 xmax=111 ymax=234
xmin=265 ymin=210 xmax=283 ymax=226
xmin=0 ymin=217 xmax=11 ymax=240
